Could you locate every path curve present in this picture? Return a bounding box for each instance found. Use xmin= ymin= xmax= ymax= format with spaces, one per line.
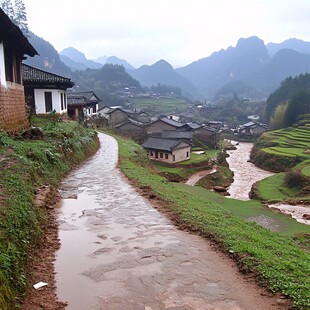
xmin=55 ymin=133 xmax=285 ymax=310
xmin=185 ymin=168 xmax=217 ymax=186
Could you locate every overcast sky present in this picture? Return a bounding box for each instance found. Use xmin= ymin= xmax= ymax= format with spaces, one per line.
xmin=23 ymin=0 xmax=310 ymax=68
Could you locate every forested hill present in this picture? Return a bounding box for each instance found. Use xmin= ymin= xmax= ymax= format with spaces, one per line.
xmin=265 ymin=73 xmax=310 ymax=129
xmin=71 ymin=64 xmax=142 ymax=106
xmin=24 ymin=32 xmax=71 ymax=77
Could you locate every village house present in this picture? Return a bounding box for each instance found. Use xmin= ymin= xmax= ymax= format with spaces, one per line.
xmin=106 ymin=107 xmax=152 ymax=127
xmin=67 ymin=91 xmax=100 ymax=120
xmin=146 ymin=116 xmax=189 ymax=135
xmin=142 ymin=137 xmax=191 ymax=163
xmin=0 ymin=8 xmax=37 ymax=132
xmin=22 ymin=64 xmax=74 ymax=115
xmin=114 ymin=117 xmax=144 ymax=135
xmin=237 ymin=121 xmax=268 ymax=136
xmin=192 ymin=126 xmax=219 ymax=148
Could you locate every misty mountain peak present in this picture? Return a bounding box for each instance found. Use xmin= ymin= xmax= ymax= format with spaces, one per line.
xmin=236 ymin=36 xmax=266 ymax=53
xmin=60 ymin=47 xmax=87 ymax=63
xmin=152 ymin=59 xmax=174 ymax=70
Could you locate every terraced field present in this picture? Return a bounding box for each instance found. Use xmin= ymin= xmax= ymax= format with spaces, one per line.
xmin=129 ymin=97 xmax=191 ymax=115
xmin=259 ymin=125 xmax=310 ymax=163
xmin=253 ymin=123 xmax=310 ymax=202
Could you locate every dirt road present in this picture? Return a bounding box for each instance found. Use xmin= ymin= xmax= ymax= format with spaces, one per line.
xmin=26 ymin=133 xmax=285 ymax=310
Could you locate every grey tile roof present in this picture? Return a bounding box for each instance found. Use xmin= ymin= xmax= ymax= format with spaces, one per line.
xmin=67 ymin=93 xmax=97 ymax=107
xmin=69 ymin=91 xmax=100 ymax=102
xmin=186 ymin=122 xmax=201 ymax=130
xmin=160 ymin=116 xmax=186 ymax=128
xmin=114 ymin=118 xmax=144 ymax=128
xmin=161 ymin=130 xmax=193 ymax=140
xmin=142 ymin=137 xmax=190 ymax=152
xmin=22 ymin=64 xmax=74 ymax=88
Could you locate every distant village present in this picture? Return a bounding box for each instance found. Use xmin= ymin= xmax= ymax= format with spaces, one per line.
xmin=0 ymin=7 xmax=268 ymax=164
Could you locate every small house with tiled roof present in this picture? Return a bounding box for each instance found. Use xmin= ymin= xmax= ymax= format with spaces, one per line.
xmin=142 ymin=137 xmax=191 ymax=163
xmin=146 ymin=116 xmax=189 ymax=135
xmin=237 ymin=121 xmax=268 ymax=136
xmin=0 ymin=8 xmax=37 ymax=132
xmin=67 ymin=91 xmax=100 ymax=120
xmin=22 ymin=64 xmax=74 ymax=114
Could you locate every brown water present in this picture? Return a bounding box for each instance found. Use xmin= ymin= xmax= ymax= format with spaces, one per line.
xmin=55 ymin=133 xmax=282 ymax=310
xmin=226 ymin=141 xmax=274 ymax=200
xmin=226 ymin=141 xmax=310 ymax=225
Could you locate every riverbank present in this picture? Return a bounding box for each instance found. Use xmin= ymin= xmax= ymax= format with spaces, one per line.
xmin=0 ymin=117 xmax=99 ymax=309
xmin=116 ymin=135 xmax=310 ymax=309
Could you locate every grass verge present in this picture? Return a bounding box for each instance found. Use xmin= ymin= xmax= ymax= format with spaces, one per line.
xmin=115 ymin=134 xmax=310 ymax=309
xmin=0 ymin=118 xmax=99 ymax=309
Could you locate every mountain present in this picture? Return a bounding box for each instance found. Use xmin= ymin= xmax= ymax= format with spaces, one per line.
xmin=60 ymin=47 xmax=102 ymax=70
xmin=177 ymin=36 xmax=310 ymax=100
xmin=267 ymin=38 xmax=310 ymax=57
xmin=105 ymin=56 xmax=135 ymax=70
xmin=71 ymin=64 xmax=142 ymax=106
xmin=94 ymin=56 xmax=108 ymax=65
xmin=253 ymin=49 xmax=310 ymax=93
xmin=128 ymin=59 xmax=199 ymax=99
xmin=59 ymin=54 xmax=88 ymax=71
xmin=176 ymin=36 xmax=270 ymax=99
xmin=23 ymin=32 xmax=71 ymax=76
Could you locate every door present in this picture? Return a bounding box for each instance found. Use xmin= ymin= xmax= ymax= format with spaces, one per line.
xmin=44 ymin=91 xmax=53 ymax=112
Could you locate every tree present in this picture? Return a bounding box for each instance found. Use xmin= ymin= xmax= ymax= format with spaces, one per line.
xmin=269 ymin=102 xmax=288 ymax=130
xmin=0 ymin=0 xmax=29 ymax=35
xmin=13 ymin=0 xmax=29 ymax=35
xmin=285 ymin=89 xmax=310 ymax=127
xmin=1 ymin=0 xmax=15 ymax=20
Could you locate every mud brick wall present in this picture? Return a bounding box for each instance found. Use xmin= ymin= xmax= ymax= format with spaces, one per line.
xmin=0 ymin=82 xmax=29 ymax=132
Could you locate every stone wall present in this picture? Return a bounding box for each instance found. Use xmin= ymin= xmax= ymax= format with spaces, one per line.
xmin=0 ymin=82 xmax=29 ymax=132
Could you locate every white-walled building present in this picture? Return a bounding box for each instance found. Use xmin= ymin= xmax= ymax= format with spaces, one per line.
xmin=22 ymin=64 xmax=74 ymax=114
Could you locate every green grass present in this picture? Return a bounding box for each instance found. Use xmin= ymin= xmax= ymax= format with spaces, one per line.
xmin=0 ymin=118 xmax=99 ymax=309
xmin=129 ymin=97 xmax=191 ymax=115
xmin=115 ymin=134 xmax=310 ymax=309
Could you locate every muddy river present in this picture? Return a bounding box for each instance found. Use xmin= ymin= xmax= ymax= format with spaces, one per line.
xmin=55 ymin=133 xmax=282 ymax=310
xmin=226 ymin=141 xmax=310 ymax=225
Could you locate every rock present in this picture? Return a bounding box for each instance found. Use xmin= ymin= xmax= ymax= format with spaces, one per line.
xmin=213 ymin=186 xmax=227 ymax=192
xmin=21 ymin=127 xmax=44 ymax=139
xmin=302 ymin=214 xmax=310 ymax=220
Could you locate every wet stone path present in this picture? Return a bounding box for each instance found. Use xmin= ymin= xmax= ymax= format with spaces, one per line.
xmin=55 ymin=133 xmax=282 ymax=310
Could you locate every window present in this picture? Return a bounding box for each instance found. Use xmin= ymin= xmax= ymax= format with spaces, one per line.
xmin=173 ymin=155 xmax=176 ymax=161
xmin=44 ymin=92 xmax=53 ymax=112
xmin=150 ymin=151 xmax=154 ymax=156
xmin=93 ymin=104 xmax=97 ymax=113
xmin=165 ymin=154 xmax=168 ymax=159
xmin=187 ymin=151 xmax=189 ymax=157
xmin=4 ymin=47 xmax=21 ymax=84
xmin=160 ymin=152 xmax=163 ymax=159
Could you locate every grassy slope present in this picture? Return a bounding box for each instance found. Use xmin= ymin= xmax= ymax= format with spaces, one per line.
xmin=116 ymin=135 xmax=310 ymax=309
xmin=0 ymin=119 xmax=98 ymax=309
xmin=253 ymin=124 xmax=310 ymax=202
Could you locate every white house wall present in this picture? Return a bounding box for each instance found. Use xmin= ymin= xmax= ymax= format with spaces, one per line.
xmin=34 ymin=89 xmax=67 ymax=114
xmin=0 ymin=42 xmax=6 ymax=87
